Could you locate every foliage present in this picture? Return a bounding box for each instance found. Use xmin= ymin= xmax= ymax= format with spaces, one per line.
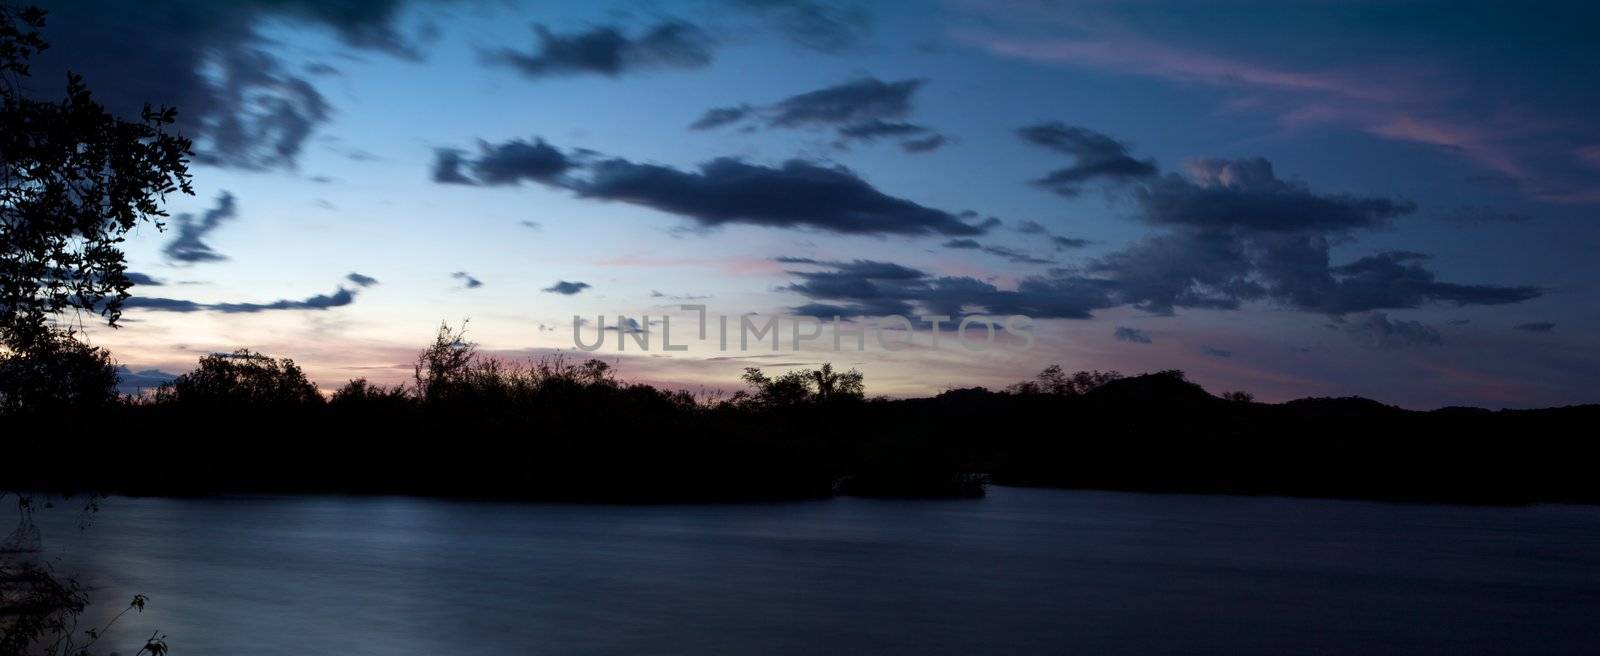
xmin=735 ymin=363 xmax=864 ymax=407
xmin=1006 ymin=365 xmax=1123 ymax=396
xmin=1 ymin=4 xmax=192 ymax=350
xmin=158 ymin=349 xmax=321 ymax=409
xmin=1 ymin=494 xmax=163 ymax=656
xmin=0 ymin=328 xmax=115 ymax=415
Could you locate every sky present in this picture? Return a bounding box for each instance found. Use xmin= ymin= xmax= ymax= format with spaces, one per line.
xmin=25 ymin=0 xmax=1600 ymax=408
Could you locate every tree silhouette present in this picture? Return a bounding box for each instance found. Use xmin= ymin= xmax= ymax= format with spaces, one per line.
xmin=0 ymin=327 xmax=115 ymax=414
xmin=159 ymin=349 xmax=321 ymax=410
xmin=737 ymin=363 xmax=865 ymax=406
xmin=1 ymin=4 xmax=191 ymax=353
xmin=1008 ymin=365 xmax=1123 ymax=396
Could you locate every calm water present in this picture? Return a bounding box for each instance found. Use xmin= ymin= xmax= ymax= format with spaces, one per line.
xmin=27 ymin=488 xmax=1600 ymax=655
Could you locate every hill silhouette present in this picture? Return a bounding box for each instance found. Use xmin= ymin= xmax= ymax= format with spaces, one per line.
xmin=6 ymin=327 xmax=1598 ymax=505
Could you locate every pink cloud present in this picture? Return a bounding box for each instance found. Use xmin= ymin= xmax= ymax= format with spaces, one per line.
xmin=952 ymin=26 xmax=1599 ymax=205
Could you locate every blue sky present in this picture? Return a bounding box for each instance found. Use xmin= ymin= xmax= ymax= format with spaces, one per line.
xmin=32 ymin=0 xmax=1600 ymax=408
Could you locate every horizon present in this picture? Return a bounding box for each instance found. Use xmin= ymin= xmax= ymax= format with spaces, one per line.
xmin=21 ymin=0 xmax=1600 ymax=410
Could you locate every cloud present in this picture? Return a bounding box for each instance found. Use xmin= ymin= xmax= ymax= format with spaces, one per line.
xmin=124 ymin=277 xmax=377 ymax=314
xmin=1086 ymin=157 xmax=1539 ymax=315
xmin=1515 ymin=321 xmax=1556 ymax=333
xmin=1200 ymin=345 xmax=1232 ymax=358
xmin=778 ymin=257 xmax=1117 ymax=320
xmin=901 ymin=134 xmax=948 ymax=153
xmin=1114 ymin=326 xmax=1153 ymax=344
xmin=542 ymin=280 xmax=591 ymax=295
xmin=576 ymin=157 xmax=991 ymax=236
xmin=775 ymin=154 xmax=1540 ymax=322
xmin=430 ymin=139 xmax=575 ymax=186
xmin=345 ymin=272 xmax=379 ymax=287
xmin=484 ymin=21 xmax=714 ymax=78
xmin=691 ymin=77 xmax=947 ymax=151
xmin=432 ymin=136 xmax=990 ymax=236
xmin=431 ymin=149 xmax=475 ymax=184
xmin=1138 ymin=158 xmax=1413 ymax=233
xmin=451 ymin=272 xmax=483 ymax=289
xmin=114 ymin=366 xmax=180 ymax=395
xmin=1015 ymin=220 xmax=1090 ymax=250
xmin=30 ymin=1 xmax=428 ymax=170
xmin=1018 ymin=122 xmax=1158 ymax=195
xmin=955 ymin=17 xmax=1600 ymax=205
xmin=650 ymin=289 xmax=711 ymax=300
xmin=163 ymin=192 xmax=238 ymax=263
xmin=602 ymin=317 xmax=657 ymax=334
xmin=125 ymin=272 xmax=164 ymax=286
xmin=689 ymin=105 xmax=753 ymax=130
xmin=837 ymin=119 xmax=931 ymax=140
xmin=1343 ymin=312 xmax=1442 ymax=349
xmin=770 ymin=77 xmax=923 ymax=127
xmin=939 ymin=239 xmax=1054 ymax=265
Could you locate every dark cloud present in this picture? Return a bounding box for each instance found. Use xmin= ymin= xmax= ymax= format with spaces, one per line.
xmin=125 ymin=277 xmax=375 ymax=314
xmin=31 ymin=1 xmax=427 ymax=170
xmin=690 ymin=105 xmax=753 ymax=130
xmin=1015 ymin=220 xmax=1090 ymax=250
xmin=939 ymin=239 xmax=1054 ymax=265
xmin=779 ymin=258 xmax=1117 ymax=320
xmin=542 ymin=280 xmax=591 ymax=295
xmin=901 ymin=134 xmax=948 ymax=153
xmin=1085 ymin=157 xmax=1539 ymax=315
xmin=1114 ymin=326 xmax=1153 ymax=344
xmin=163 ymin=192 xmax=238 ymax=263
xmin=1200 ymin=345 xmax=1232 ymax=358
xmin=1515 ymin=321 xmax=1556 ymax=333
xmin=346 ymin=272 xmax=379 ymax=287
xmin=768 ymin=78 xmax=922 ymax=127
xmin=125 ymin=272 xmax=164 ymax=286
xmin=692 ymin=77 xmax=946 ymax=151
xmin=604 ymin=317 xmax=648 ymax=334
xmin=485 ymin=21 xmax=714 ymax=78
xmin=1018 ymin=122 xmax=1158 ymax=195
xmin=1343 ymin=312 xmax=1443 ymax=349
xmin=1136 ymin=158 xmax=1413 ymax=233
xmin=451 ymin=272 xmax=483 ymax=289
xmin=519 ymin=220 xmax=542 ymax=230
xmin=1319 ymin=251 xmax=1542 ymax=313
xmin=774 ymin=157 xmax=1540 ymax=322
xmin=431 ymin=136 xmax=990 ymax=236
xmin=837 ymin=119 xmax=930 ymax=140
xmin=211 ymin=288 xmax=361 ymax=313
xmin=430 ymin=139 xmax=575 ymax=186
xmin=431 ymin=149 xmax=475 ymax=184
xmin=576 ymin=157 xmax=990 ymax=236
xmin=114 ymin=366 xmax=179 ymax=395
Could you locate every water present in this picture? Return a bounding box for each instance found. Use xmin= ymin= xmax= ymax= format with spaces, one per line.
xmin=25 ymin=488 xmax=1600 ymax=655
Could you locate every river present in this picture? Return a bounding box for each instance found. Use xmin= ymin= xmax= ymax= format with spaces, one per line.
xmin=25 ymin=487 xmax=1600 ymax=654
